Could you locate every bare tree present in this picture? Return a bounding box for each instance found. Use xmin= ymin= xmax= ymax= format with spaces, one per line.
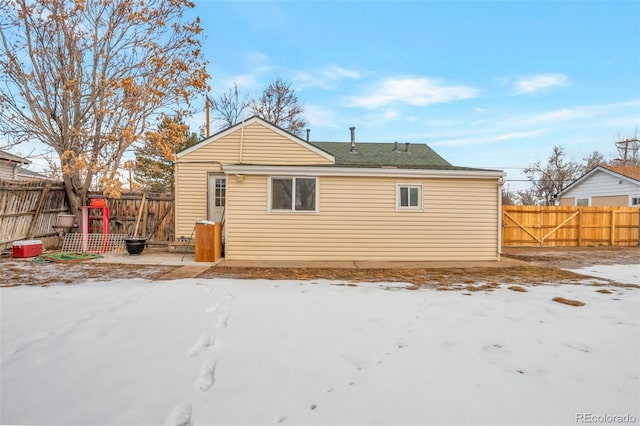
xmin=524 ymin=146 xmax=582 ymax=205
xmin=0 ymin=0 xmax=209 ymax=217
xmin=249 ymin=78 xmax=307 ymax=135
xmin=209 ymin=83 xmax=250 ymax=130
xmin=582 ymin=150 xmax=607 ymax=171
xmin=515 ymin=188 xmax=539 ymax=206
xmin=501 ymin=185 xmax=516 ymax=205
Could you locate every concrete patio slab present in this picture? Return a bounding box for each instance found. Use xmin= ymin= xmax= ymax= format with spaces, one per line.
xmin=218 ymin=258 xmax=528 ymax=269
xmin=90 ymin=249 xmax=220 ymax=267
xmin=156 ymin=265 xmax=213 ymax=280
xmin=89 ymin=248 xmax=528 ymax=269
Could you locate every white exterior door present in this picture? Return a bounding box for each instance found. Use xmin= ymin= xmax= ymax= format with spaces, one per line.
xmin=207 ymin=173 xmax=226 ymax=224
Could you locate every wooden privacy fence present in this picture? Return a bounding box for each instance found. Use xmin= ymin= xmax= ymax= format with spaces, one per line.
xmin=85 ymin=192 xmax=174 ymax=242
xmin=0 ymin=178 xmax=175 ymax=251
xmin=0 ymin=179 xmax=68 ymax=250
xmin=502 ymin=206 xmax=640 ymax=247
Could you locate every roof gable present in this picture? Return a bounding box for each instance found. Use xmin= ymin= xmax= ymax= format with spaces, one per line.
xmin=600 ymin=165 xmax=640 ymax=182
xmin=558 ymin=165 xmax=640 ymax=197
xmin=177 ymin=116 xmax=334 ymax=162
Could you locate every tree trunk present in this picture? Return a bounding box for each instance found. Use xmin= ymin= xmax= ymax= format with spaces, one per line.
xmin=63 ymin=174 xmax=85 ymax=225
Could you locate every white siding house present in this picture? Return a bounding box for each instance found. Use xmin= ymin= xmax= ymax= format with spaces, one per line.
xmin=557 ymin=165 xmax=640 ymax=207
xmin=0 ymin=150 xmax=31 ymax=180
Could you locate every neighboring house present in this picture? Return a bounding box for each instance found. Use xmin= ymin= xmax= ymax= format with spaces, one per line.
xmin=0 ymin=150 xmax=31 ymax=180
xmin=174 ymin=116 xmax=505 ymax=261
xmin=557 ymin=165 xmax=640 ymax=207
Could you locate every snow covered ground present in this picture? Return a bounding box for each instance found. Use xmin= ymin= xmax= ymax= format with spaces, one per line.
xmin=1 ymin=268 xmax=638 ymax=426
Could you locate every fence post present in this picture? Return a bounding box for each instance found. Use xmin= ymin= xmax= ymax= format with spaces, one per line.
xmin=26 ymin=182 xmax=51 ymax=239
xmin=577 ymin=209 xmax=582 ymax=247
xmin=610 ymin=209 xmax=616 ymax=246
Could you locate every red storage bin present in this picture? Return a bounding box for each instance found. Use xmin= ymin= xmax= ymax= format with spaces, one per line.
xmin=12 ymin=240 xmax=43 ymax=258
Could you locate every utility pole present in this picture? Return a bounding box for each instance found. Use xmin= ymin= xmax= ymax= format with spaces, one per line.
xmin=615 ymin=138 xmax=639 ymax=165
xmin=205 ymin=96 xmax=211 ymax=138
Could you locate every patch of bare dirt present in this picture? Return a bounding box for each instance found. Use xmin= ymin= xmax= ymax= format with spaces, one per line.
xmin=199 ymin=264 xmax=595 ymax=289
xmin=1 ymin=246 xmax=638 ymax=288
xmin=502 ymin=246 xmax=640 ymax=268
xmin=0 ymin=258 xmax=174 ymax=287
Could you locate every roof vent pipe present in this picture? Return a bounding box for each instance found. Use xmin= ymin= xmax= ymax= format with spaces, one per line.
xmin=306 ymin=129 xmax=310 ymax=142
xmin=405 ymin=142 xmax=410 ymax=153
xmin=394 ymin=141 xmax=399 ymax=152
xmin=349 ymin=127 xmax=357 ymax=153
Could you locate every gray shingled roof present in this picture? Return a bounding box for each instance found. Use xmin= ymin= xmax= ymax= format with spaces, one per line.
xmin=310 ymin=141 xmax=490 ymax=171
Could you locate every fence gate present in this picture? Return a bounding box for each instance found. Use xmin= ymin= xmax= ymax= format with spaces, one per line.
xmin=502 ymin=206 xmax=640 ymax=247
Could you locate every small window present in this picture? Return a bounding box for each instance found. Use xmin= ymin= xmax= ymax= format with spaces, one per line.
xmin=214 ymin=178 xmax=226 ymax=207
xmin=631 ymin=197 xmax=640 ymax=206
xmin=577 ymin=198 xmax=589 ymax=206
xmin=397 ymin=184 xmax=422 ymax=210
xmin=270 ymin=177 xmax=317 ymax=212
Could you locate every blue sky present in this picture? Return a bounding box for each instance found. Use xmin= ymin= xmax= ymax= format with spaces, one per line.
xmin=188 ymin=0 xmax=640 ymax=190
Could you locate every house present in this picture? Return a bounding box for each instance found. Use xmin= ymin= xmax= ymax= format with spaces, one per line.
xmin=174 ymin=116 xmax=505 ymax=261
xmin=557 ymin=165 xmax=640 ymax=207
xmin=0 ymin=150 xmax=31 ymax=180
xmin=0 ymin=150 xmax=48 ymax=181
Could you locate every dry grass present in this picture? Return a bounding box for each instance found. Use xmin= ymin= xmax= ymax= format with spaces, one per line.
xmin=0 ymin=260 xmax=174 ymax=286
xmin=508 ymin=285 xmax=528 ymax=292
xmin=596 ymin=289 xmax=613 ymax=294
xmin=552 ymin=297 xmax=585 ymax=307
xmin=204 ymin=265 xmax=588 ymax=288
xmin=1 ymin=250 xmax=637 ymax=289
xmin=465 ymin=282 xmax=500 ymax=292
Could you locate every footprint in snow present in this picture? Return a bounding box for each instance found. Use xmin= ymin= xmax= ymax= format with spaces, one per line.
xmin=164 ymin=403 xmax=192 ymax=426
xmin=187 ymin=333 xmax=215 ymax=356
xmin=196 ymin=358 xmax=217 ymax=391
xmin=216 ymin=313 xmax=228 ymax=329
xmin=205 ymin=302 xmax=221 ymax=314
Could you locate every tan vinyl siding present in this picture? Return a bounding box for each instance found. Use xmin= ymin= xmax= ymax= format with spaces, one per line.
xmin=225 ymin=175 xmax=499 ymax=261
xmin=179 ymin=122 xmax=333 ymax=165
xmin=175 ymin=121 xmax=333 ymax=238
xmin=174 ymin=162 xmax=222 ymax=238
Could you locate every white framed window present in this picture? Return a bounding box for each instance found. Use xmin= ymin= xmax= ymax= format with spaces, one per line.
xmin=214 ymin=177 xmax=226 ymax=207
xmin=396 ymin=184 xmax=423 ymax=210
xmin=269 ymin=177 xmax=318 ymax=213
xmin=576 ymin=198 xmax=589 ymax=206
xmin=631 ymin=197 xmax=640 ymax=206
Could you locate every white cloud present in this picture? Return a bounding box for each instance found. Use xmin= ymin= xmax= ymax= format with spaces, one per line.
xmin=345 ymin=77 xmax=479 ymax=109
xmin=382 ymin=108 xmax=401 ymax=121
xmin=512 ymin=73 xmax=570 ymax=95
xmin=244 ymin=51 xmax=271 ymax=72
xmin=512 ymin=100 xmax=640 ymax=126
xmin=304 ymin=104 xmax=341 ymax=129
xmin=229 ymin=74 xmax=259 ymax=90
xmin=430 ymin=130 xmax=544 ymax=147
xmin=294 ymin=65 xmax=362 ymax=89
